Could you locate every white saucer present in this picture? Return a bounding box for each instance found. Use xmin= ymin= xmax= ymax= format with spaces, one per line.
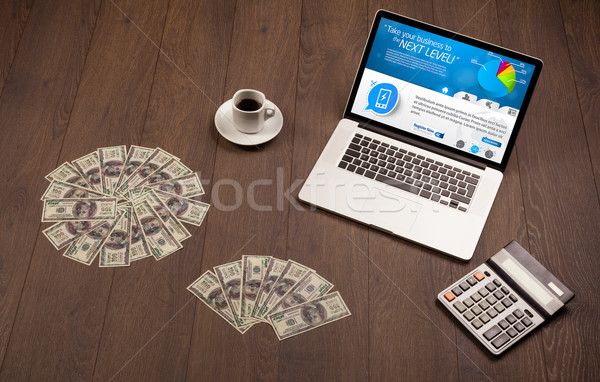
xmin=215 ymin=99 xmax=283 ymax=146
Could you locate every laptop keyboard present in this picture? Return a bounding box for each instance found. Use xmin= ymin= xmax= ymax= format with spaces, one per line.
xmin=337 ymin=133 xmax=480 ymax=212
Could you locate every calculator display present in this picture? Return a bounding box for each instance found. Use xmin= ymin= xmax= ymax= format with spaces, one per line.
xmin=500 ymin=257 xmax=553 ymax=306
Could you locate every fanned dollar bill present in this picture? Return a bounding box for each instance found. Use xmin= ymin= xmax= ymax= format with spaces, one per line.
xmin=240 ymin=255 xmax=272 ymax=319
xmin=41 ymin=146 xmax=209 ymax=267
xmin=146 ymin=172 xmax=204 ymax=198
xmin=267 ymin=292 xmax=351 ymax=341
xmin=99 ymin=206 xmax=131 ymax=267
xmin=129 ymin=207 xmax=153 ymax=262
xmin=98 ymin=145 xmax=127 ymax=195
xmin=251 ymin=258 xmax=288 ymax=319
xmin=63 ymin=212 xmax=124 ymax=266
xmin=191 ymin=257 xmax=349 ymax=339
xmin=152 ymin=189 xmax=210 ymax=226
xmin=71 ymin=152 xmax=103 ymax=192
xmin=116 ymin=145 xmax=155 ymax=192
xmin=214 ymin=260 xmax=259 ymax=327
xmin=267 ymin=271 xmax=334 ymax=316
xmin=256 ymin=260 xmax=313 ymax=318
xmin=187 ymin=271 xmax=252 ymax=334
xmin=117 ymin=148 xmax=176 ymax=195
xmin=41 ymin=180 xmax=106 ymax=200
xmin=137 ymin=190 xmax=191 ymax=242
xmin=134 ymin=158 xmax=192 ymax=189
xmin=132 ymin=200 xmax=182 ymax=260
xmin=42 ymin=198 xmax=117 ymax=222
xmin=46 ymin=162 xmax=90 ymax=188
xmin=43 ymin=221 xmax=96 ymax=250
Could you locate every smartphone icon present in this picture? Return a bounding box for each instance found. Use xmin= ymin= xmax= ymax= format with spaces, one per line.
xmin=375 ymin=89 xmax=392 ymax=109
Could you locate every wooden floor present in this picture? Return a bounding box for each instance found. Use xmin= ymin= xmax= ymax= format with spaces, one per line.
xmin=0 ymin=0 xmax=598 ymax=381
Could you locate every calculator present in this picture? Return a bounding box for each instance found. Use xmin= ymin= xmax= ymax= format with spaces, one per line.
xmin=438 ymin=241 xmax=574 ymax=355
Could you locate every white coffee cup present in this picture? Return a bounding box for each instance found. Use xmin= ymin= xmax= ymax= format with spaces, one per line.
xmin=231 ymin=89 xmax=276 ymax=134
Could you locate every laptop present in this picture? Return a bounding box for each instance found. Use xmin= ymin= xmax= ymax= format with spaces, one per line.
xmin=298 ymin=10 xmax=543 ymax=261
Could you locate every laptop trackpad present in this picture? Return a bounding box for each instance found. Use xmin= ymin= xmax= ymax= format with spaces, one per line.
xmin=360 ymin=186 xmax=421 ymax=233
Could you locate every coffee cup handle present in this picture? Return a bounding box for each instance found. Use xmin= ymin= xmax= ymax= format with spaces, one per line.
xmin=264 ymin=101 xmax=276 ymax=120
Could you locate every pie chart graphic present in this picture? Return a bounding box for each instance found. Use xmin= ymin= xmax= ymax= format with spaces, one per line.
xmin=477 ymin=59 xmax=516 ymax=97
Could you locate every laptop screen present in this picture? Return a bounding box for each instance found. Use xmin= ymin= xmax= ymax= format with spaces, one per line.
xmin=345 ymin=11 xmax=542 ymax=169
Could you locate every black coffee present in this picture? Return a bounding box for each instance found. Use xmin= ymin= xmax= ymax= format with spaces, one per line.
xmin=235 ymin=98 xmax=262 ymax=111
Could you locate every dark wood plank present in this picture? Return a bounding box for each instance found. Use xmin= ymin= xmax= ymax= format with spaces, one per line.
xmin=0 ymin=0 xmax=31 ymax=96
xmin=280 ymin=1 xmax=370 ymax=380
xmin=561 ymin=0 xmax=600 ymax=200
xmin=0 ymin=0 xmax=168 ymax=380
xmin=91 ymin=1 xmax=235 ymax=381
xmin=498 ymin=0 xmax=600 ymax=380
xmin=0 ymin=0 xmax=100 ymax=375
xmin=185 ymin=1 xmax=302 ymax=380
xmin=432 ymin=0 xmax=548 ymax=380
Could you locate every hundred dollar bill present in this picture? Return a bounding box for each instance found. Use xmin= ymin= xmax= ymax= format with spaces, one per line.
xmin=135 ymin=158 xmax=192 ymax=188
xmin=267 ymin=291 xmax=351 ymax=341
xmin=41 ymin=180 xmax=106 ymax=200
xmin=71 ymin=152 xmax=102 ymax=192
xmin=187 ymin=270 xmax=252 ymax=334
xmin=240 ymin=255 xmax=272 ymax=319
xmin=115 ymin=145 xmax=154 ymax=191
xmin=129 ymin=208 xmax=152 ymax=261
xmin=45 ymin=162 xmax=90 ymax=188
xmin=43 ymin=221 xmax=96 ymax=250
xmin=99 ymin=206 xmax=131 ymax=267
xmin=214 ymin=260 xmax=259 ymax=327
xmin=117 ymin=148 xmax=176 ymax=195
xmin=42 ymin=198 xmax=117 ymax=222
xmin=138 ymin=190 xmax=191 ymax=242
xmin=267 ymin=271 xmax=334 ymax=316
xmin=256 ymin=260 xmax=313 ymax=319
xmin=146 ymin=172 xmax=204 ymax=198
xmin=63 ymin=212 xmax=123 ymax=265
xmin=98 ymin=145 xmax=127 ymax=195
xmin=153 ymin=189 xmax=210 ymax=226
xmin=133 ymin=200 xmax=182 ymax=260
xmin=251 ymin=258 xmax=288 ymax=319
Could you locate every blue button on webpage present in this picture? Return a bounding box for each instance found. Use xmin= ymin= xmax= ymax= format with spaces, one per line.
xmin=482 ymin=137 xmax=502 ymax=147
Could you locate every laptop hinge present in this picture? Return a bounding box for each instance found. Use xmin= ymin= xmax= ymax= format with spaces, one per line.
xmin=356 ymin=121 xmax=487 ymax=170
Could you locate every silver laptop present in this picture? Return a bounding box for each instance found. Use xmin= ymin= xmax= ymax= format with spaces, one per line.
xmin=298 ymin=10 xmax=542 ymax=261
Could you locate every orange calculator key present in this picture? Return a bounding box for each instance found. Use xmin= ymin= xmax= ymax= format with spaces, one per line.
xmin=443 ymin=291 xmax=455 ymax=302
xmin=474 ymin=271 xmax=485 ymax=281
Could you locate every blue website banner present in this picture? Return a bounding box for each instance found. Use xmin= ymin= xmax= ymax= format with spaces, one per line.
xmin=366 ymin=18 xmax=536 ymax=110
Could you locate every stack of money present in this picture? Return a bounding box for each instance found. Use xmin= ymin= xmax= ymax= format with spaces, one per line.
xmin=187 ymin=256 xmax=351 ymax=340
xmin=41 ymin=145 xmax=210 ymax=267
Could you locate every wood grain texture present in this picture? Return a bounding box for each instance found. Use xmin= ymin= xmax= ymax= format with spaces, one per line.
xmin=185 ymin=1 xmax=302 ymax=381
xmin=498 ymin=0 xmax=600 ymax=380
xmin=0 ymin=0 xmax=100 ymax=376
xmin=561 ymin=0 xmax=600 ymax=201
xmin=560 ymin=5 xmax=600 ymax=377
xmin=0 ymin=0 xmax=31 ymax=96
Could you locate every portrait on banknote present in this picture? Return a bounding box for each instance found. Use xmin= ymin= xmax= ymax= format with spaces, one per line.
xmin=301 ymin=302 xmax=326 ymax=326
xmin=165 ymin=197 xmax=188 ymax=217
xmin=223 ymin=279 xmax=241 ymax=299
xmin=140 ymin=216 xmax=162 ymax=236
xmin=73 ymin=200 xmax=98 ymax=219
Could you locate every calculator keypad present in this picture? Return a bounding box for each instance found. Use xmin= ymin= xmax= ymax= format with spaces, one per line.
xmin=439 ymin=263 xmax=544 ymax=355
